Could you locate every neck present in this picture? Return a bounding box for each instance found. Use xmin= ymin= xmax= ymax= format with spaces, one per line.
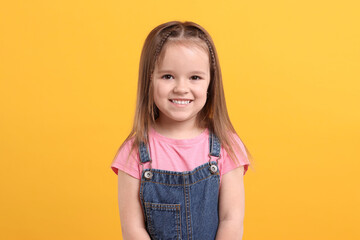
xmin=153 ymin=116 xmax=205 ymax=139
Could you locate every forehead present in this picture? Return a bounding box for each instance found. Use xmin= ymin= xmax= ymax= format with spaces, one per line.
xmin=156 ymin=41 xmax=210 ymax=72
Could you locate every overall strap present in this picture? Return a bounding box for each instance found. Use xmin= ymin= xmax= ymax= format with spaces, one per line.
xmin=139 ymin=133 xmax=153 ymax=179
xmin=209 ymin=131 xmax=221 ymax=157
xmin=139 ymin=140 xmax=151 ymax=164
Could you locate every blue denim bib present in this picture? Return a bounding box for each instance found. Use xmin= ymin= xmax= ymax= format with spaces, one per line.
xmin=139 ymin=131 xmax=221 ymax=240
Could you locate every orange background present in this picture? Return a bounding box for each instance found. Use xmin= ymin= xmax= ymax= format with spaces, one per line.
xmin=1 ymin=0 xmax=359 ymax=239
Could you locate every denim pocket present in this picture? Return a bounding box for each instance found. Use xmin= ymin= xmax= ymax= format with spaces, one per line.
xmin=144 ymin=202 xmax=181 ymax=240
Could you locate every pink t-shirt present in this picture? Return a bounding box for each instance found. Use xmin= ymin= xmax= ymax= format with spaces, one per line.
xmin=111 ymin=127 xmax=250 ymax=180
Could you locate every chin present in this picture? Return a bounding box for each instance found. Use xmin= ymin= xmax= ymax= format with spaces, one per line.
xmin=164 ymin=113 xmax=197 ymax=123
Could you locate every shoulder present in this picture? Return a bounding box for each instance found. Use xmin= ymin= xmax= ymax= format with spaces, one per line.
xmin=220 ymin=131 xmax=250 ymax=175
xmin=116 ymin=137 xmax=137 ymax=157
xmin=111 ymin=136 xmax=141 ymax=173
xmin=110 ymin=135 xmax=144 ymax=179
xmin=230 ymin=132 xmax=247 ymax=154
xmin=221 ymin=131 xmax=247 ymax=155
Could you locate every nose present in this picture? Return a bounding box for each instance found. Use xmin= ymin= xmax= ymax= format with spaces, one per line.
xmin=173 ymin=78 xmax=189 ymax=94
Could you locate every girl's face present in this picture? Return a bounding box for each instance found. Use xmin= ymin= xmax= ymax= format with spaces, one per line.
xmin=152 ymin=43 xmax=210 ymax=127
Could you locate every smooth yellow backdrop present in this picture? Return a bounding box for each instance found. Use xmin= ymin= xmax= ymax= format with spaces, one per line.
xmin=1 ymin=0 xmax=359 ymax=239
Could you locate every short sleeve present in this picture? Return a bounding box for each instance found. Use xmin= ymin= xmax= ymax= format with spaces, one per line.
xmin=110 ymin=139 xmax=141 ymax=179
xmin=219 ymin=133 xmax=250 ymax=176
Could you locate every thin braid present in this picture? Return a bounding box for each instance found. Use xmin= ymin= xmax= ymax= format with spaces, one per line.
xmin=199 ymin=32 xmax=216 ymax=71
xmin=155 ymin=30 xmax=172 ymax=56
xmin=154 ymin=30 xmax=173 ymax=65
xmin=148 ymin=30 xmax=173 ymax=81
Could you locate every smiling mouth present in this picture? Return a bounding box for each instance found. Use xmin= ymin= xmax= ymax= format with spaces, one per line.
xmin=169 ymin=99 xmax=193 ymax=105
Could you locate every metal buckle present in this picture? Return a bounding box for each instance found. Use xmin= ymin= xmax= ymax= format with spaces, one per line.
xmin=208 ymin=153 xmax=221 ymax=174
xmin=143 ymin=170 xmax=153 ymax=180
xmin=140 ymin=158 xmax=153 ymax=180
xmin=140 ymin=139 xmax=153 ymax=180
xmin=209 ymin=164 xmax=218 ymax=174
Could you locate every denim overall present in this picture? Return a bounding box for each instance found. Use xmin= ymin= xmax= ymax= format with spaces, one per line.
xmin=139 ymin=131 xmax=221 ymax=240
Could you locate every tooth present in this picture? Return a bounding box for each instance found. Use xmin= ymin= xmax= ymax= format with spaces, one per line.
xmin=171 ymin=100 xmax=191 ymax=104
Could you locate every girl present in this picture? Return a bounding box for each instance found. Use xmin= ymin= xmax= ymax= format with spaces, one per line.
xmin=111 ymin=21 xmax=252 ymax=240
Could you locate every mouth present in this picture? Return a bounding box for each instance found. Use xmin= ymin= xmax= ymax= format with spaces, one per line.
xmin=169 ymin=99 xmax=193 ymax=105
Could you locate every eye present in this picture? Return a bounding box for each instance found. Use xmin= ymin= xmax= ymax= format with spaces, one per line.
xmin=161 ymin=74 xmax=174 ymax=80
xmin=191 ymin=75 xmax=201 ymax=80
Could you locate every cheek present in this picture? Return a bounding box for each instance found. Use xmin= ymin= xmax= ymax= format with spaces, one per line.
xmin=153 ymin=84 xmax=167 ymax=103
xmin=194 ymin=85 xmax=209 ymax=99
xmin=155 ymin=86 xmax=162 ymax=96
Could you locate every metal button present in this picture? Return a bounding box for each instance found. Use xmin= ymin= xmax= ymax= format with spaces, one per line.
xmin=209 ymin=164 xmax=218 ymax=174
xmin=144 ymin=171 xmax=153 ymax=180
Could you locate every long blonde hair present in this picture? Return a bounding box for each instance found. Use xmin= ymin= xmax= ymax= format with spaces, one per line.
xmin=118 ymin=20 xmax=253 ymax=166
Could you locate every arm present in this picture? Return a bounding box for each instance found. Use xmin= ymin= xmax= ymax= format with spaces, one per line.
xmin=117 ymin=170 xmax=151 ymax=240
xmin=215 ymin=166 xmax=245 ymax=240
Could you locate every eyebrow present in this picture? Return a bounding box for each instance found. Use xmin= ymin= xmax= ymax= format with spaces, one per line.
xmin=157 ymin=70 xmax=207 ymax=75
